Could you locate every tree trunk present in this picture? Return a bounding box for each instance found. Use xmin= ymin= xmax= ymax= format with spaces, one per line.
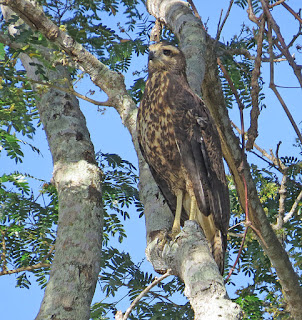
xmin=2 ymin=5 xmax=103 ymax=320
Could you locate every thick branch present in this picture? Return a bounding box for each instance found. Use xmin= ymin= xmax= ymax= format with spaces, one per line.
xmin=147 ymin=222 xmax=242 ymax=319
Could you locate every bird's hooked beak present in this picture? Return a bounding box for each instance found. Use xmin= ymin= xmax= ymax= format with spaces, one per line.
xmin=148 ymin=50 xmax=155 ymax=61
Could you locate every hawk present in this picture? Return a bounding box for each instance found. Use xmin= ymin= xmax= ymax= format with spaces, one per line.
xmin=137 ymin=42 xmax=230 ymax=274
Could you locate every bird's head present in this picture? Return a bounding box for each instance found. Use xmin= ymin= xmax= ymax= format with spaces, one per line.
xmin=148 ymin=42 xmax=186 ymax=76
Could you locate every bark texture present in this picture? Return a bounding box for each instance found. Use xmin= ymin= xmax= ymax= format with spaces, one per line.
xmin=156 ymin=221 xmax=242 ymax=319
xmin=2 ymin=5 xmax=103 ymax=320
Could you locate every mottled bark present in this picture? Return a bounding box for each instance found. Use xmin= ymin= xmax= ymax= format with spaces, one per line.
xmin=148 ymin=221 xmax=242 ymax=319
xmin=2 ymin=5 xmax=103 ymax=320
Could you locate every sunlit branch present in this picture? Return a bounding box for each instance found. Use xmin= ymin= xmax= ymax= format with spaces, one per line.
xmin=284 ymin=190 xmax=302 ymax=224
xmin=269 ymin=0 xmax=286 ymax=8
xmin=0 ymin=263 xmax=50 ymax=276
xmin=247 ymin=0 xmax=260 ymax=24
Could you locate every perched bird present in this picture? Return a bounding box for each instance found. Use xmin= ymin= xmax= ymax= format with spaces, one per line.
xmin=137 ymin=42 xmax=230 ymax=274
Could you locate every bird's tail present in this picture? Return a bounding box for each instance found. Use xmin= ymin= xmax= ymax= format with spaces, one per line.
xmin=196 ymin=209 xmax=225 ymax=275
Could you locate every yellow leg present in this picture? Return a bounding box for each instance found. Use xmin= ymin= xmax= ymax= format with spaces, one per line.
xmin=189 ymin=196 xmax=197 ymax=221
xmin=172 ymin=189 xmax=183 ymax=234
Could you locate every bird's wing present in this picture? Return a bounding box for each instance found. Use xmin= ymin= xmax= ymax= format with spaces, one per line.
xmin=138 ymin=142 xmax=189 ymax=225
xmin=172 ymin=87 xmax=230 ymax=237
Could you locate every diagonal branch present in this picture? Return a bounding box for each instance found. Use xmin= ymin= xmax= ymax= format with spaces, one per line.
xmin=281 ymin=2 xmax=302 ymax=25
xmin=1 ymin=0 xmax=137 ymax=137
xmin=216 ymin=0 xmax=234 ymax=42
xmin=284 ymin=190 xmax=302 ymax=224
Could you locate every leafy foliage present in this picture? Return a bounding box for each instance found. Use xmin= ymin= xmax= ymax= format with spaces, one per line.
xmin=96 ymin=151 xmax=143 ymax=245
xmin=0 ymin=52 xmax=39 ymax=162
xmin=91 ymin=247 xmax=193 ymax=320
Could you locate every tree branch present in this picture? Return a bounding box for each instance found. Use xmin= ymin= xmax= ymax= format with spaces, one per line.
xmin=276 ymin=172 xmax=288 ymax=230
xmin=0 ymin=263 xmax=50 ymax=275
xmin=281 ymin=2 xmax=302 ymax=25
xmin=284 ymin=190 xmax=302 ymax=224
xmin=246 ymin=17 xmax=265 ymax=150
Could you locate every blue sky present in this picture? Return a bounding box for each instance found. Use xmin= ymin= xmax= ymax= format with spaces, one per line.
xmin=1 ymin=1 xmax=302 ymax=319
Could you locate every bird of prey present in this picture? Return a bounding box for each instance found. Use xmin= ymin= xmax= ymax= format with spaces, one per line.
xmin=136 ymin=42 xmax=230 ymax=274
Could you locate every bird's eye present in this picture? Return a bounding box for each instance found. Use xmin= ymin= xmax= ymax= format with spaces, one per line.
xmin=163 ymin=49 xmax=172 ymax=56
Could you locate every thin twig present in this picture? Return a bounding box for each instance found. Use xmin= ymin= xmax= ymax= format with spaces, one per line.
xmin=217 ymin=57 xmax=244 ymax=110
xmin=281 ymin=2 xmax=302 ymax=25
xmin=270 ymin=86 xmax=302 ymax=145
xmin=225 ymin=227 xmax=248 ymax=283
xmin=224 ymin=47 xmax=287 ymax=62
xmin=0 ymin=263 xmax=50 ymax=275
xmin=118 ymin=269 xmax=172 ymax=320
xmin=267 ymin=22 xmax=302 ymax=146
xmin=216 ymin=0 xmax=234 ymax=42
xmin=260 ymin=0 xmax=302 ymax=87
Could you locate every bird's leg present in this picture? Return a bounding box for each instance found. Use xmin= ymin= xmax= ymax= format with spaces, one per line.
xmin=189 ymin=196 xmax=197 ymax=221
xmin=171 ymin=189 xmax=183 ymax=235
